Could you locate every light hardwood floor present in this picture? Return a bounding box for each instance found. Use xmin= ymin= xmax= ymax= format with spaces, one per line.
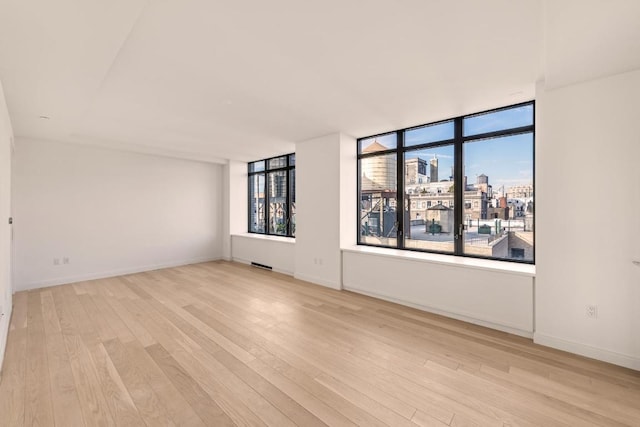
xmin=1 ymin=261 xmax=639 ymax=426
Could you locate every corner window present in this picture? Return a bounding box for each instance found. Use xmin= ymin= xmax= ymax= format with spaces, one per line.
xmin=358 ymin=102 xmax=534 ymax=263
xmin=249 ymin=154 xmax=295 ymax=237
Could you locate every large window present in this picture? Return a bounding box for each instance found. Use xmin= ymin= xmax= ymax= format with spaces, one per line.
xmin=249 ymin=154 xmax=295 ymax=237
xmin=358 ymin=102 xmax=534 ymax=263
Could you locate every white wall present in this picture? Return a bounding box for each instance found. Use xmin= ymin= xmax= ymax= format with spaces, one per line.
xmin=294 ymin=134 xmax=341 ymax=288
xmin=222 ymin=160 xmax=248 ymax=261
xmin=535 ymin=70 xmax=640 ymax=370
xmin=343 ymin=249 xmax=534 ymax=337
xmin=339 ymin=134 xmax=357 ymax=249
xmin=231 ymin=234 xmax=295 ymax=275
xmin=294 ymin=133 xmax=356 ymax=289
xmin=0 ymin=80 xmax=13 ymax=373
xmin=12 ymin=138 xmax=223 ymax=291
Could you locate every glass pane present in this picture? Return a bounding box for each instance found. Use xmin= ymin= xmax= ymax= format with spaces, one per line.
xmin=289 ymin=153 xmax=296 ymax=166
xmin=463 ymin=103 xmax=533 ymax=137
xmin=268 ymin=171 xmax=288 ymax=235
xmin=289 ymin=169 xmax=296 ymax=237
xmin=249 ymin=173 xmax=265 ymax=233
xmin=267 ymin=156 xmax=287 ymax=169
xmin=359 ymin=154 xmax=398 ymax=247
xmin=359 ymin=133 xmax=397 ymax=154
xmin=462 ymin=132 xmax=534 ymax=262
xmin=249 ymin=160 xmax=265 ymax=173
xmin=404 ymin=145 xmax=455 ymax=252
xmin=404 ymin=120 xmax=454 ymax=147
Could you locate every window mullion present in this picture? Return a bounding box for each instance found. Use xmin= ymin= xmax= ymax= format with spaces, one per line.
xmin=286 ymin=165 xmax=291 ymax=237
xmin=454 ymin=118 xmax=464 ymax=255
xmin=247 ymin=174 xmax=252 ymax=233
xmin=265 ymin=172 xmax=270 ymax=234
xmin=397 ymin=131 xmax=404 ymax=249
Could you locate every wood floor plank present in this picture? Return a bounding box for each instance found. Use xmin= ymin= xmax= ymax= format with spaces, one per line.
xmin=103 ymin=338 xmax=176 ymax=427
xmin=410 ymin=410 xmax=451 ymax=427
xmin=24 ymin=290 xmax=55 ymax=427
xmin=313 ymin=372 xmax=419 ymax=427
xmin=41 ymin=290 xmax=86 ymax=427
xmin=213 ymin=348 xmax=326 ymax=427
xmin=62 ymin=334 xmax=115 ymax=427
xmin=9 ymin=291 xmax=28 ymax=331
xmin=0 ymin=327 xmax=27 ymax=426
xmin=183 ymin=302 xmax=419 ymax=421
xmin=77 ymin=294 xmax=118 ymax=342
xmin=103 ymin=296 xmax=156 ymax=347
xmin=88 ymin=293 xmax=136 ymax=344
xmin=87 ymin=342 xmax=145 ymax=426
xmin=247 ymin=356 xmax=358 ymax=427
xmin=0 ymin=290 xmax=28 ymax=426
xmin=122 ymin=340 xmax=205 ymax=426
xmin=118 ymin=297 xmax=198 ymax=355
xmin=145 ymin=343 xmax=235 ymax=426
xmin=2 ymin=261 xmax=639 ymax=427
xmin=171 ymin=347 xmax=272 ymax=427
xmin=261 ymin=316 xmax=459 ymax=424
xmin=53 ymin=287 xmax=116 ymax=427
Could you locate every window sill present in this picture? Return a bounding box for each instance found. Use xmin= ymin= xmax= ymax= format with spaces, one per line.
xmin=341 ymin=245 xmax=535 ymax=277
xmin=232 ymin=233 xmax=296 ymax=244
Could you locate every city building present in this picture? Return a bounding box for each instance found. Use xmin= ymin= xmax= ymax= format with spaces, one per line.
xmin=405 ymin=157 xmax=427 ymax=185
xmin=508 ymin=184 xmax=534 ymax=198
xmin=429 ymin=155 xmax=439 ymax=183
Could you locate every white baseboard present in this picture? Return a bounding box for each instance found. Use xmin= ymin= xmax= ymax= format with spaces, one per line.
xmin=16 ymin=256 xmax=222 ymax=291
xmin=534 ymin=333 xmax=640 ymax=371
xmin=344 ymin=284 xmax=533 ymax=339
xmin=0 ymin=301 xmax=13 ymax=383
xmin=294 ymin=273 xmax=341 ymax=290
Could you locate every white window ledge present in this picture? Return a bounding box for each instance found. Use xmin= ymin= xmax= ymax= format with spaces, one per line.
xmin=232 ymin=233 xmax=296 ymax=244
xmin=342 ymin=245 xmax=535 ymax=277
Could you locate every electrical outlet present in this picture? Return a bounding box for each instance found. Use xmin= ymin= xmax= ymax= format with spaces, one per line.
xmin=63 ymin=257 xmax=69 ymax=264
xmin=586 ymin=305 xmax=598 ymax=318
xmin=53 ymin=258 xmax=60 ymax=266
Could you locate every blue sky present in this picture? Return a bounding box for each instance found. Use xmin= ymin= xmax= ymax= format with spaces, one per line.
xmin=360 ymin=104 xmax=534 ymax=190
xmin=463 ymin=133 xmax=533 ymax=190
xmin=405 ymin=133 xmax=533 ymax=189
xmin=464 ymin=104 xmax=533 ymax=136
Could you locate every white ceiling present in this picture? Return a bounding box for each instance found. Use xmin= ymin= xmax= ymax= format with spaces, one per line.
xmin=0 ymin=0 xmax=638 ymax=163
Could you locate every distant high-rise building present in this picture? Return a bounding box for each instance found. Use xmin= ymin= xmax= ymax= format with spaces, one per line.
xmin=430 ymin=155 xmax=438 ymax=183
xmin=405 ymin=158 xmax=427 ymax=185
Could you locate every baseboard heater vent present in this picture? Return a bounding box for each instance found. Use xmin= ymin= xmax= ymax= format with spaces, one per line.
xmin=251 ymin=262 xmax=273 ymax=271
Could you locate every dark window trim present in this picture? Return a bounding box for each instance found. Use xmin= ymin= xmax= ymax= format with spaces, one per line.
xmin=248 ymin=153 xmax=296 ymax=238
xmin=357 ymin=101 xmax=535 ymax=265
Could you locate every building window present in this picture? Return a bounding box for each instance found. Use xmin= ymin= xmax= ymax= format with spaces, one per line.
xmin=357 ymin=102 xmax=534 ymax=263
xmin=248 ymin=154 xmax=295 ymax=237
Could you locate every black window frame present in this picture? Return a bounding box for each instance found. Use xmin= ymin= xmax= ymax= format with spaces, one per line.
xmin=357 ymin=101 xmax=535 ymax=264
xmin=248 ymin=153 xmax=296 ymax=238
